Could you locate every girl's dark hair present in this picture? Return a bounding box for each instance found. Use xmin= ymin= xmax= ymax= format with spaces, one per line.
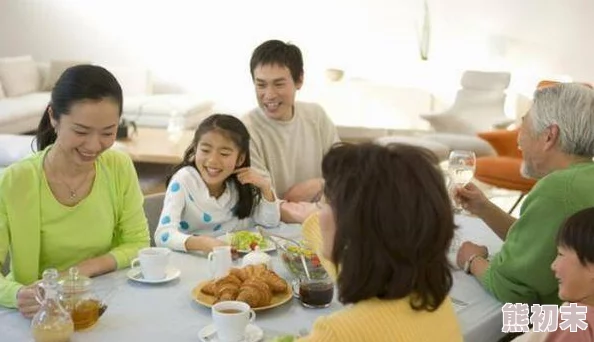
xmin=167 ymin=114 xmax=260 ymax=219
xmin=322 ymin=143 xmax=455 ymax=312
xmin=557 ymin=207 xmax=594 ymax=265
xmin=35 ymin=64 xmax=123 ymax=151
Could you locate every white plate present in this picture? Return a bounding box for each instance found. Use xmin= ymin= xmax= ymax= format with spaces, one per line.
xmin=217 ymin=233 xmax=280 ymax=253
xmin=198 ymin=323 xmax=263 ymax=342
xmin=127 ymin=267 xmax=181 ymax=284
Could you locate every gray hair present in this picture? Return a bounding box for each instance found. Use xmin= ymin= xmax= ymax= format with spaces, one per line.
xmin=531 ymin=83 xmax=594 ymax=157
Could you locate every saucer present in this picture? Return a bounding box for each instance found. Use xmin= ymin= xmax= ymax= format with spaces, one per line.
xmin=198 ymin=323 xmax=263 ymax=342
xmin=127 ymin=267 xmax=180 ymax=284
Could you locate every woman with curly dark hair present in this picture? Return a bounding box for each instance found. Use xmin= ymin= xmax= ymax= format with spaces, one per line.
xmin=298 ymin=142 xmax=462 ymax=342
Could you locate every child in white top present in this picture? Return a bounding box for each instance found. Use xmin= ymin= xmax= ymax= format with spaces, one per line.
xmin=155 ymin=114 xmax=280 ymax=253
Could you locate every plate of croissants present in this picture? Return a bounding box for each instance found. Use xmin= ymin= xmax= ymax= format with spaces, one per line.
xmin=192 ymin=264 xmax=293 ymax=311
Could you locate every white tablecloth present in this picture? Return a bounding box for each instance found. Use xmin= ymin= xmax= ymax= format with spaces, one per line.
xmin=0 ymin=216 xmax=505 ymax=342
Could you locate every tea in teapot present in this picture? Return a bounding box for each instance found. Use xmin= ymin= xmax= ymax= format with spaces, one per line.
xmin=59 ymin=267 xmax=107 ymax=330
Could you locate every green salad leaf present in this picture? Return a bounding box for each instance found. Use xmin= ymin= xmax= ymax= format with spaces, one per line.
xmin=230 ymin=231 xmax=269 ymax=250
xmin=270 ymin=335 xmax=296 ymax=342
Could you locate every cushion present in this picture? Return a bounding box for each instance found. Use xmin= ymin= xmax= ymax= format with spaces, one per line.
xmin=477 ymin=129 xmax=521 ymax=157
xmin=43 ymin=60 xmax=90 ymax=91
xmin=0 ymin=134 xmax=36 ymax=166
xmin=421 ymin=111 xmax=514 ymax=135
xmin=0 ymin=56 xmax=40 ymax=97
xmin=474 ymin=156 xmax=536 ymax=193
xmin=0 ymin=92 xmax=50 ymax=133
xmin=374 ymin=135 xmax=450 ymax=161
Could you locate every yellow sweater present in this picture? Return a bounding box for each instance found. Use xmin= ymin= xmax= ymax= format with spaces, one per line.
xmin=299 ymin=214 xmax=463 ymax=342
xmin=297 ymin=297 xmax=463 ymax=342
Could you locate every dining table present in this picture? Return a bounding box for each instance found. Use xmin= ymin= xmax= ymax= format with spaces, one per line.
xmin=0 ymin=215 xmax=505 ymax=342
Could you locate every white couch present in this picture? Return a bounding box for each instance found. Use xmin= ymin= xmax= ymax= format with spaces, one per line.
xmin=0 ymin=56 xmax=214 ymax=134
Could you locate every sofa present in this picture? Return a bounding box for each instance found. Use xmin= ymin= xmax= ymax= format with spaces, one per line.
xmin=0 ymin=56 xmax=214 ymax=134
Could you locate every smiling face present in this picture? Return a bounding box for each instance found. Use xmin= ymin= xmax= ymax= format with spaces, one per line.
xmin=253 ymin=63 xmax=303 ymax=122
xmin=50 ymin=98 xmax=119 ymax=167
xmin=552 ymin=246 xmax=594 ymax=304
xmin=194 ymin=130 xmax=245 ymax=196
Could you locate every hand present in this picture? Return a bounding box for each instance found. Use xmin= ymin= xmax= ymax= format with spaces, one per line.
xmin=234 ymin=167 xmax=271 ymax=192
xmin=204 ymin=236 xmax=239 ymax=260
xmin=455 ymin=182 xmax=490 ymax=215
xmin=456 ymin=241 xmax=489 ymax=269
xmin=280 ymin=201 xmax=319 ymax=224
xmin=17 ymin=283 xmax=41 ymax=318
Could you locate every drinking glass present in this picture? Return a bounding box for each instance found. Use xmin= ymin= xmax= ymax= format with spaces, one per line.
xmin=448 ymin=150 xmax=476 ymax=212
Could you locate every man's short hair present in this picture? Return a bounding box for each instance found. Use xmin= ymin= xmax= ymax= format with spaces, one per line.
xmin=250 ymin=40 xmax=304 ymax=83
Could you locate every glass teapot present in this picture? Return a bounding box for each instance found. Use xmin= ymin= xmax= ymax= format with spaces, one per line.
xmin=58 ymin=267 xmax=107 ymax=331
xmin=31 ymin=268 xmax=74 ymax=342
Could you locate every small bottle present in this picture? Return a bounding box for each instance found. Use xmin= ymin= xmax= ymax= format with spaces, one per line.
xmin=167 ymin=109 xmax=183 ymax=143
xmin=31 ymin=269 xmax=74 ymax=342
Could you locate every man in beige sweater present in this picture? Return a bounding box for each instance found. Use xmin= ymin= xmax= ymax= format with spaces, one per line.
xmin=242 ymin=40 xmax=339 ymax=223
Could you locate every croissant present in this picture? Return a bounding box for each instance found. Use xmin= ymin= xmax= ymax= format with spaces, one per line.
xmin=236 ymin=279 xmax=272 ymax=308
xmin=201 ymin=280 xmax=216 ymax=296
xmin=261 ymin=270 xmax=288 ymax=293
xmin=214 ymin=274 xmax=242 ymax=302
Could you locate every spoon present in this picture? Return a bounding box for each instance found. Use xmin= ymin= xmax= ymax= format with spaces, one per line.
xmin=257 ymin=227 xmax=312 ymax=280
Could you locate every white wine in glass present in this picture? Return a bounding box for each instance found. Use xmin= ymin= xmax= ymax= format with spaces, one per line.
xmin=448 ymin=150 xmax=476 ymax=211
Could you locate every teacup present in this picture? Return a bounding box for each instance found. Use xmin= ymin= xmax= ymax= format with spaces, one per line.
xmin=208 ymin=246 xmax=232 ymax=279
xmin=292 ymin=277 xmax=334 ymax=308
xmin=212 ymin=301 xmax=256 ymax=342
xmin=130 ymin=247 xmax=170 ymax=280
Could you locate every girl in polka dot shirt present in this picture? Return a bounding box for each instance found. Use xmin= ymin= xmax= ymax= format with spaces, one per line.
xmin=154 ymin=114 xmax=280 ymax=253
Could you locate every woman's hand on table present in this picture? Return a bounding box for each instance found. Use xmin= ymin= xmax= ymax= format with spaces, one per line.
xmin=456 ymin=241 xmax=488 ymax=269
xmin=455 ymin=183 xmax=490 ymax=216
xmin=16 ymin=283 xmax=40 ymax=318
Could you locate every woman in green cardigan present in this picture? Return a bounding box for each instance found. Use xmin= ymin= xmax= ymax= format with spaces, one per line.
xmin=0 ymin=65 xmax=149 ymax=316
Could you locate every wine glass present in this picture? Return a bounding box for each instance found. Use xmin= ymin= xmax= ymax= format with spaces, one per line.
xmin=448 ymin=150 xmax=476 ymax=213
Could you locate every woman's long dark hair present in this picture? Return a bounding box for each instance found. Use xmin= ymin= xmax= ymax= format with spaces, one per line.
xmin=322 ymin=143 xmax=455 ymax=312
xmin=167 ymin=114 xmax=261 ymax=219
xmin=35 ymin=64 xmax=123 ymax=151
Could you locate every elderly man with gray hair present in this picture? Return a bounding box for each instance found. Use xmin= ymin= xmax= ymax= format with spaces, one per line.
xmin=454 ymin=83 xmax=594 ymax=305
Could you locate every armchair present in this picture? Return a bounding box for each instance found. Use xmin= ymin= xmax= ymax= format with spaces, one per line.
xmin=420 ymin=70 xmax=513 ymax=157
xmin=421 ymin=70 xmax=513 ymax=135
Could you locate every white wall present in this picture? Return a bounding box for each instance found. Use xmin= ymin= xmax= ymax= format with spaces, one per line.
xmin=1 ymin=0 xmax=592 ymax=125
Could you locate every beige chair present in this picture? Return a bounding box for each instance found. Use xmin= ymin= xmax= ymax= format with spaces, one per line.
xmin=143 ymin=192 xmax=165 ymax=247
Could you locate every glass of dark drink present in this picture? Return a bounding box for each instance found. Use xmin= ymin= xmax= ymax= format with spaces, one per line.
xmin=296 ymin=278 xmax=334 ymax=308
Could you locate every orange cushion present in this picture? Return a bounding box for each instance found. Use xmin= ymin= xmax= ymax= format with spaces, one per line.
xmin=477 ymin=129 xmax=521 ymax=158
xmin=475 ymin=157 xmax=536 ymax=193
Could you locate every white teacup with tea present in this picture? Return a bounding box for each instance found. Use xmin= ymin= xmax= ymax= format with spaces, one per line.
xmin=212 ymin=301 xmax=256 ymax=342
xmin=131 ymin=247 xmax=170 ymax=280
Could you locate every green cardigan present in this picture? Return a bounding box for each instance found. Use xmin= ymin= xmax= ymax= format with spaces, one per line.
xmin=0 ymin=148 xmax=149 ymax=308
xmin=482 ymin=162 xmax=594 ymax=305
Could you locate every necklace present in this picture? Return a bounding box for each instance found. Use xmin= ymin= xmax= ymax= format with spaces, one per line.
xmin=45 ymin=151 xmax=94 ymax=201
